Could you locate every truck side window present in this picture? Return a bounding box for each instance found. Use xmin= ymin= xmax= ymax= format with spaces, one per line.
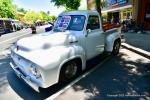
xmin=86 ymin=15 xmax=100 ymax=30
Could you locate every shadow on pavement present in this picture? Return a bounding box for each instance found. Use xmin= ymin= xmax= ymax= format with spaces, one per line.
xmin=71 ymin=52 xmax=150 ymax=100
xmin=0 ymin=55 xmax=12 ymax=93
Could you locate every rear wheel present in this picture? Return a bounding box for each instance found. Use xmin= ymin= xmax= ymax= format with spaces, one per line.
xmin=59 ymin=61 xmax=81 ymax=82
xmin=112 ymin=40 xmax=121 ymax=55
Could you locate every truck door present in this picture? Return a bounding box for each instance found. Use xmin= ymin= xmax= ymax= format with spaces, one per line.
xmin=85 ymin=15 xmax=105 ymax=59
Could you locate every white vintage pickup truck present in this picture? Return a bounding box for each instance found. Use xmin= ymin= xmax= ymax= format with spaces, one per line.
xmin=10 ymin=10 xmax=121 ymax=91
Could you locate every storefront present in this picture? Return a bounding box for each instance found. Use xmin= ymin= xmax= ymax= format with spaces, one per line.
xmin=138 ymin=0 xmax=150 ymax=30
xmin=101 ymin=0 xmax=133 ymax=22
xmin=87 ymin=0 xmax=150 ymax=30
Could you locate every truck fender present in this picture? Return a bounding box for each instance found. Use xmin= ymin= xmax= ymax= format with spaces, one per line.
xmin=57 ymin=45 xmax=86 ymax=81
xmin=105 ymin=33 xmax=121 ymax=52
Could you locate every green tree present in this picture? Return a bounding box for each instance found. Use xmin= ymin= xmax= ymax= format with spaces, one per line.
xmin=23 ymin=11 xmax=38 ymax=23
xmin=50 ymin=15 xmax=56 ymax=21
xmin=64 ymin=8 xmax=74 ymax=12
xmin=0 ymin=0 xmax=16 ymax=18
xmin=39 ymin=11 xmax=49 ymax=21
xmin=17 ymin=8 xmax=27 ymax=14
xmin=51 ymin=0 xmax=81 ymax=10
xmin=23 ymin=11 xmax=52 ymax=23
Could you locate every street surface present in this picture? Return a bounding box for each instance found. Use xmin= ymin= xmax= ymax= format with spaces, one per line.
xmin=0 ymin=26 xmax=45 ymax=53
xmin=0 ymin=29 xmax=150 ymax=100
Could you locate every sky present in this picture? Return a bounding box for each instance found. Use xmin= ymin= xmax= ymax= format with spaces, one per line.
xmin=13 ymin=0 xmax=87 ymax=16
xmin=13 ymin=0 xmax=65 ymax=16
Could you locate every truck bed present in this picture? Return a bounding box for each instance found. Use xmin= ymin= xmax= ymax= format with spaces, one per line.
xmin=102 ymin=22 xmax=121 ymax=31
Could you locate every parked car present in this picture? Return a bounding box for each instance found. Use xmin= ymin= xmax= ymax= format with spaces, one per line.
xmin=0 ymin=18 xmax=14 ymax=35
xmin=10 ymin=10 xmax=122 ymax=91
xmin=0 ymin=27 xmax=5 ymax=36
xmin=45 ymin=21 xmax=53 ymax=32
xmin=11 ymin=19 xmax=22 ymax=31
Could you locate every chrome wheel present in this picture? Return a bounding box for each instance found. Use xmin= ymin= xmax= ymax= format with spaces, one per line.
xmin=59 ymin=61 xmax=80 ymax=82
xmin=64 ymin=62 xmax=78 ymax=79
xmin=112 ymin=41 xmax=120 ymax=55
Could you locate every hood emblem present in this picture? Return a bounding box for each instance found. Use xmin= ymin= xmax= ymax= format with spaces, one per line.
xmin=17 ymin=46 xmax=19 ymax=51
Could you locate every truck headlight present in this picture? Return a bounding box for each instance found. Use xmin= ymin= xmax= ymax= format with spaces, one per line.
xmin=29 ymin=64 xmax=41 ymax=79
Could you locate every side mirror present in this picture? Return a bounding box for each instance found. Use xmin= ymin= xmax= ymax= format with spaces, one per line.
xmin=85 ymin=29 xmax=91 ymax=37
xmin=87 ymin=29 xmax=91 ymax=33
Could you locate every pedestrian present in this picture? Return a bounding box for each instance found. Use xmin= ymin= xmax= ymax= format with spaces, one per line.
xmin=31 ymin=24 xmax=36 ymax=34
xmin=139 ymin=22 xmax=145 ymax=33
xmin=122 ymin=20 xmax=128 ymax=32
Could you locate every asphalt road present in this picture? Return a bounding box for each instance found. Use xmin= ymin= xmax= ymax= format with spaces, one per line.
xmin=0 ymin=26 xmax=46 ymax=52
xmin=0 ymin=30 xmax=150 ymax=100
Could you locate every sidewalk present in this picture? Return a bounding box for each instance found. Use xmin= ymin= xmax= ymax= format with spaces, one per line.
xmin=123 ymin=32 xmax=150 ymax=52
xmin=121 ymin=31 xmax=150 ymax=59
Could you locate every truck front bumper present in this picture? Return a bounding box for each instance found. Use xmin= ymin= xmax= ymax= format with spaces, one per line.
xmin=10 ymin=62 xmax=40 ymax=92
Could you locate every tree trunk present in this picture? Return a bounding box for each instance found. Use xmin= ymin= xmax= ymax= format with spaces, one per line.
xmin=96 ymin=0 xmax=101 ymax=16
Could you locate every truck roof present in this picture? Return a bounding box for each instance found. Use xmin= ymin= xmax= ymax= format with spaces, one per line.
xmin=59 ymin=10 xmax=99 ymax=16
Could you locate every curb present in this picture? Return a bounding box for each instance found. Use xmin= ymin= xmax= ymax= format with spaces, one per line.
xmin=121 ymin=43 xmax=150 ymax=59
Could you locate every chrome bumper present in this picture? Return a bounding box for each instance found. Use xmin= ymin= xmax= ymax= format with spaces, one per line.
xmin=10 ymin=62 xmax=40 ymax=92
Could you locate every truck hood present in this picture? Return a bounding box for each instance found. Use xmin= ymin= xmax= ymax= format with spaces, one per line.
xmin=16 ymin=32 xmax=77 ymax=51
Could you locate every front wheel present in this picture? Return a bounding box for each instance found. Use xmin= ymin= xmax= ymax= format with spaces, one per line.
xmin=59 ymin=61 xmax=80 ymax=82
xmin=112 ymin=40 xmax=121 ymax=55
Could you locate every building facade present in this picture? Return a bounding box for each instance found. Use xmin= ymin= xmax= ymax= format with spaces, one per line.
xmin=102 ymin=0 xmax=133 ymax=22
xmin=137 ymin=0 xmax=150 ymax=30
xmin=87 ymin=0 xmax=150 ymax=30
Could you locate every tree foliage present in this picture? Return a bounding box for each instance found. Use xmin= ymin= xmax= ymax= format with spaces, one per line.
xmin=51 ymin=0 xmax=81 ymax=10
xmin=0 ymin=0 xmax=16 ymax=18
xmin=23 ymin=11 xmax=38 ymax=23
xmin=23 ymin=11 xmax=56 ymax=24
xmin=17 ymin=8 xmax=27 ymax=14
xmin=39 ymin=11 xmax=49 ymax=21
xmin=50 ymin=15 xmax=56 ymax=21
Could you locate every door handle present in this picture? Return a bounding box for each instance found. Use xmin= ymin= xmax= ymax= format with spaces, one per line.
xmin=69 ymin=40 xmax=78 ymax=44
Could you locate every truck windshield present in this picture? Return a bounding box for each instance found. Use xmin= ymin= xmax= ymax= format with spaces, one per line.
xmin=53 ymin=15 xmax=85 ymax=32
